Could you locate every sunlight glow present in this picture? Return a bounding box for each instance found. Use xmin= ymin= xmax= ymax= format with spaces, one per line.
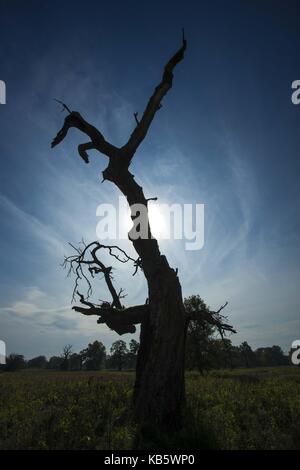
xmin=118 ymin=202 xmax=168 ymax=240
xmin=148 ymin=204 xmax=169 ymax=240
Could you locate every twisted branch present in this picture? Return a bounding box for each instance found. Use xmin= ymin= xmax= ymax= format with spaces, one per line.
xmin=62 ymin=240 xmax=140 ymax=304
xmin=51 ymin=32 xmax=187 ymax=166
xmin=121 ymin=30 xmax=187 ymax=161
xmin=186 ymin=301 xmax=236 ymax=337
xmin=73 ymin=291 xmax=148 ymax=335
xmin=51 ymin=112 xmax=119 ymax=160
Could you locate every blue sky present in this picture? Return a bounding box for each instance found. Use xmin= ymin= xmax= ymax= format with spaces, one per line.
xmin=0 ymin=0 xmax=300 ymax=358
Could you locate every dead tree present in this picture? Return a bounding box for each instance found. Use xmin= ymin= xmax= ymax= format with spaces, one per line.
xmin=52 ymin=33 xmax=235 ymax=430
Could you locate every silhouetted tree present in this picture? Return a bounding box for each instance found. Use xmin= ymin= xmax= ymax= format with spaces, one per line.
xmin=69 ymin=353 xmax=83 ymax=371
xmin=239 ymin=342 xmax=256 ymax=368
xmin=5 ymin=354 xmax=26 ymax=372
xmin=80 ymin=341 xmax=106 ymax=370
xmin=110 ymin=340 xmax=128 ymax=371
xmin=185 ymin=296 xmax=216 ymax=374
xmin=47 ymin=356 xmax=63 ymax=370
xmin=27 ymin=355 xmax=48 ymax=369
xmin=255 ymin=345 xmax=288 ymax=367
xmin=60 ymin=344 xmax=72 ymax=371
xmin=51 ymin=32 xmax=235 ymax=429
xmin=129 ymin=339 xmax=139 ymax=355
xmin=127 ymin=339 xmax=139 ymax=369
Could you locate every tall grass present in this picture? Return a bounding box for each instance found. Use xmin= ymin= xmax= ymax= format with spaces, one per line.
xmin=0 ymin=367 xmax=299 ymax=449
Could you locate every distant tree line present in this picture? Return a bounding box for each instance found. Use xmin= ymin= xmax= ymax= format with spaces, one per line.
xmin=184 ymin=296 xmax=292 ymax=374
xmin=186 ymin=338 xmax=291 ymax=373
xmin=1 ymin=296 xmax=297 ymax=373
xmin=0 ymin=339 xmax=139 ymax=372
xmin=1 ymin=338 xmax=293 ymax=374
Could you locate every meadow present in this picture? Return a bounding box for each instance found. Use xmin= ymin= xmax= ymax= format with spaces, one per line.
xmin=0 ymin=366 xmax=299 ymax=450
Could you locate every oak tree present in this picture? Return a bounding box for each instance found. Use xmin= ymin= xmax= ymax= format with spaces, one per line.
xmin=52 ymin=32 xmax=235 ymax=429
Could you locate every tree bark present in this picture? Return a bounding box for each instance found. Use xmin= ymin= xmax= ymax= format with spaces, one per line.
xmin=135 ymin=262 xmax=186 ymax=428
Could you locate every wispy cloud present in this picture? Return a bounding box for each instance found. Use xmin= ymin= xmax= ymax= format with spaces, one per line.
xmin=0 ymin=286 xmax=70 ymax=325
xmin=0 ymin=193 xmax=66 ymax=255
xmin=0 ymin=285 xmax=141 ymax=357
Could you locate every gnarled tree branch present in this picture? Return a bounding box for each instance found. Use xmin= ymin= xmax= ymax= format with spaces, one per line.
xmin=62 ymin=240 xmax=140 ymax=304
xmin=51 ymin=112 xmax=119 ymax=160
xmin=121 ymin=30 xmax=187 ymax=161
xmin=186 ymin=301 xmax=236 ymax=337
xmin=51 ymin=32 xmax=187 ymax=167
xmin=63 ymin=241 xmax=145 ymax=335
xmin=73 ymin=292 xmax=149 ymax=335
xmin=78 ymin=142 xmax=94 ymax=164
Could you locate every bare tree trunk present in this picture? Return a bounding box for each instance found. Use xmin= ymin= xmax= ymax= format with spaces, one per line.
xmin=104 ymin=159 xmax=187 ymax=428
xmin=135 ymin=265 xmax=186 ymax=428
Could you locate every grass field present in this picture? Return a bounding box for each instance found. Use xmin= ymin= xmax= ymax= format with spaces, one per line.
xmin=0 ymin=366 xmax=299 ymax=450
